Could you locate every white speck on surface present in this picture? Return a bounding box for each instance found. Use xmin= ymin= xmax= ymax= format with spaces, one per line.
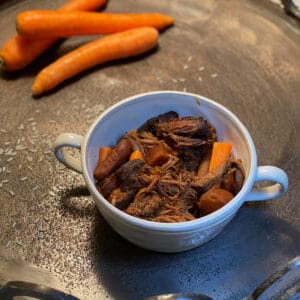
xmin=172 ymin=78 xmax=178 ymax=83
xmin=0 ymin=148 xmax=4 ymax=155
xmin=2 ymin=179 xmax=9 ymax=183
xmin=18 ymin=124 xmax=25 ymax=130
xmin=178 ymin=78 xmax=186 ymax=82
xmin=183 ymin=65 xmax=188 ymax=70
xmin=9 ymin=190 xmax=15 ymax=197
xmin=32 ymin=185 xmax=39 ymax=191
xmin=187 ymin=56 xmax=192 ymax=62
xmin=28 ymin=117 xmax=34 ymax=122
xmin=27 ymin=156 xmax=33 ymax=162
xmin=0 ymin=129 xmax=7 ymax=133
xmin=27 ymin=165 xmax=33 ymax=171
xmin=211 ymin=73 xmax=218 ymax=78
xmin=183 ymin=87 xmax=187 ymax=92
xmin=198 ymin=66 xmax=205 ymax=71
xmin=20 ymin=177 xmax=28 ymax=181
xmin=6 ymin=157 xmax=13 ymax=162
xmin=49 ymin=191 xmax=56 ymax=197
xmin=198 ymin=77 xmax=202 ymax=81
xmin=18 ymin=164 xmax=22 ymax=170
xmin=4 ymin=142 xmax=10 ymax=146
xmin=15 ymin=240 xmax=22 ymax=246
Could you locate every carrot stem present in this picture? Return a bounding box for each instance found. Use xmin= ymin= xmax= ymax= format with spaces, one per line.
xmin=17 ymin=11 xmax=174 ymax=38
xmin=32 ymin=27 xmax=159 ymax=96
xmin=0 ymin=0 xmax=107 ymax=71
xmin=208 ymin=142 xmax=232 ymax=172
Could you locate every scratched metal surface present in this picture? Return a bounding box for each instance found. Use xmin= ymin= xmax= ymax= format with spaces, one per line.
xmin=0 ymin=0 xmax=299 ymax=299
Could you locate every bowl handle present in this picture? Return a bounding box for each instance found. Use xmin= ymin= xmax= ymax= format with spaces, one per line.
xmin=246 ymin=166 xmax=288 ymax=201
xmin=53 ymin=133 xmax=83 ymax=173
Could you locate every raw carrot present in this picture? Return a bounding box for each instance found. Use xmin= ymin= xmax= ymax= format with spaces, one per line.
xmin=130 ymin=150 xmax=143 ymax=160
xmin=59 ymin=0 xmax=107 ymax=12
xmin=0 ymin=0 xmax=107 ymax=71
xmin=17 ymin=10 xmax=174 ymax=38
xmin=208 ymin=142 xmax=232 ymax=172
xmin=32 ymin=27 xmax=159 ymax=96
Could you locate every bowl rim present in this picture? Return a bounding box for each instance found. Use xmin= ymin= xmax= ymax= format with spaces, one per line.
xmin=81 ymin=91 xmax=257 ymax=232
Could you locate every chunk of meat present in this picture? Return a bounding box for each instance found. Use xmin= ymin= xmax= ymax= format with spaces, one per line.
xmin=155 ymin=117 xmax=209 ymax=136
xmin=94 ymin=138 xmax=133 ymax=180
xmin=138 ymin=111 xmax=179 ymax=133
xmin=108 ymin=188 xmax=135 ymax=210
xmin=97 ymin=173 xmax=119 ymax=198
xmin=197 ymin=187 xmax=234 ymax=216
xmin=125 ymin=190 xmax=163 ymax=217
xmin=116 ymin=159 xmax=151 ymax=191
xmin=192 ymin=159 xmax=231 ymax=193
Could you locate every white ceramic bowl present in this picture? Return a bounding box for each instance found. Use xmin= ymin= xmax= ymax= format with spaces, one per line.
xmin=54 ymin=91 xmax=288 ymax=253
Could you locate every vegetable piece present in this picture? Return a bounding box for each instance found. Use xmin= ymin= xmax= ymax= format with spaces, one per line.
xmin=208 ymin=142 xmax=232 ymax=172
xmin=16 ymin=11 xmax=174 ymax=38
xmin=98 ymin=147 xmax=112 ymax=163
xmin=130 ymin=150 xmax=143 ymax=161
xmin=94 ymin=138 xmax=133 ymax=180
xmin=146 ymin=144 xmax=170 ymax=166
xmin=197 ymin=187 xmax=234 ymax=216
xmin=94 ymin=147 xmax=112 ymax=175
xmin=0 ymin=0 xmax=107 ymax=71
xmin=32 ymin=27 xmax=159 ymax=96
xmin=59 ymin=0 xmax=107 ymax=11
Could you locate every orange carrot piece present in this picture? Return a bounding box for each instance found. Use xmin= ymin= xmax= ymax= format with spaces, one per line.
xmin=130 ymin=150 xmax=143 ymax=161
xmin=17 ymin=11 xmax=174 ymax=38
xmin=0 ymin=0 xmax=107 ymax=71
xmin=98 ymin=147 xmax=112 ymax=163
xmin=208 ymin=142 xmax=232 ymax=172
xmin=32 ymin=27 xmax=159 ymax=96
xmin=60 ymin=0 xmax=107 ymax=11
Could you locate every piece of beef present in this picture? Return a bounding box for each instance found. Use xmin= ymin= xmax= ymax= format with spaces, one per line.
xmin=115 ymin=159 xmax=151 ymax=192
xmin=97 ymin=173 xmax=119 ymax=198
xmin=125 ymin=190 xmax=163 ymax=217
xmin=221 ymin=158 xmax=245 ymax=195
xmin=138 ymin=111 xmax=179 ymax=133
xmin=108 ymin=188 xmax=135 ymax=210
xmin=177 ymin=147 xmax=205 ymax=172
xmin=154 ymin=117 xmax=216 ymax=149
xmin=154 ymin=117 xmax=208 ymax=136
xmin=192 ymin=159 xmax=231 ymax=194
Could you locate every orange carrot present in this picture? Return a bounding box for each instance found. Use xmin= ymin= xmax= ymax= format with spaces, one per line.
xmin=59 ymin=0 xmax=107 ymax=11
xmin=130 ymin=150 xmax=143 ymax=161
xmin=32 ymin=27 xmax=159 ymax=96
xmin=208 ymin=142 xmax=232 ymax=172
xmin=0 ymin=0 xmax=107 ymax=71
xmin=17 ymin=10 xmax=174 ymax=38
xmin=98 ymin=147 xmax=112 ymax=163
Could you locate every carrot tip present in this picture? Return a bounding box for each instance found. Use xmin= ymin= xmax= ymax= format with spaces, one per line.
xmin=32 ymin=81 xmax=43 ymax=96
